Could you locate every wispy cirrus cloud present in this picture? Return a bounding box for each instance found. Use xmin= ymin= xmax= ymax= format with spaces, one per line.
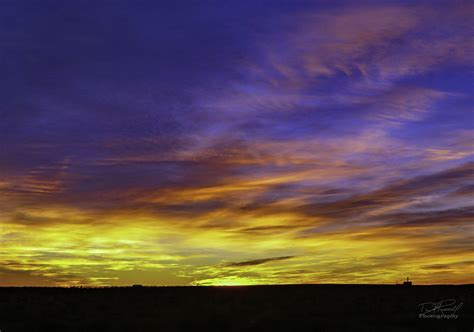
xmin=0 ymin=1 xmax=472 ymax=286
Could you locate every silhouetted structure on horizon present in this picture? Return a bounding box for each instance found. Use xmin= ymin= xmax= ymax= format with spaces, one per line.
xmin=1 ymin=284 xmax=471 ymax=332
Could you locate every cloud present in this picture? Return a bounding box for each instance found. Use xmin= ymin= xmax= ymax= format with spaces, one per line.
xmin=225 ymin=256 xmax=296 ymax=267
xmin=422 ymin=260 xmax=474 ymax=271
xmin=301 ymin=162 xmax=473 ymax=220
xmin=0 ymin=1 xmax=472 ymax=286
xmin=380 ymin=207 xmax=473 ymax=227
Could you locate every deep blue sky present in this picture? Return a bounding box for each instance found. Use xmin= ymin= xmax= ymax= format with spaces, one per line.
xmin=1 ymin=0 xmax=473 ymax=286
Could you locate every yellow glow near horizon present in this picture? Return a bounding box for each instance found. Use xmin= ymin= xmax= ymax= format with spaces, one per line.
xmin=1 ymin=202 xmax=473 ymax=286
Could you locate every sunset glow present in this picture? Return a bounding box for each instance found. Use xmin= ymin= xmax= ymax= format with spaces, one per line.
xmin=1 ymin=1 xmax=473 ymax=286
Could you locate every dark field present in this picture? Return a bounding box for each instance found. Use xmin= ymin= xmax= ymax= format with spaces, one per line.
xmin=0 ymin=284 xmax=472 ymax=332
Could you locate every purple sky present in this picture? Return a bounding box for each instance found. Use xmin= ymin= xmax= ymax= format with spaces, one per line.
xmin=1 ymin=0 xmax=473 ymax=286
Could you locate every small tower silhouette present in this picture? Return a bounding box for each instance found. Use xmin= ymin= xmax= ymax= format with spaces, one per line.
xmin=403 ymin=277 xmax=412 ymax=286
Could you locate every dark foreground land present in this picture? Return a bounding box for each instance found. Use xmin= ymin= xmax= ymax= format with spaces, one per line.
xmin=0 ymin=284 xmax=472 ymax=332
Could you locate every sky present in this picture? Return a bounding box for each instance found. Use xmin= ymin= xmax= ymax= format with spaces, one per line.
xmin=0 ymin=0 xmax=473 ymax=286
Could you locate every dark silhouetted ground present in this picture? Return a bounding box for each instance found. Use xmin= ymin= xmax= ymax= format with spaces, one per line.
xmin=0 ymin=284 xmax=472 ymax=331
